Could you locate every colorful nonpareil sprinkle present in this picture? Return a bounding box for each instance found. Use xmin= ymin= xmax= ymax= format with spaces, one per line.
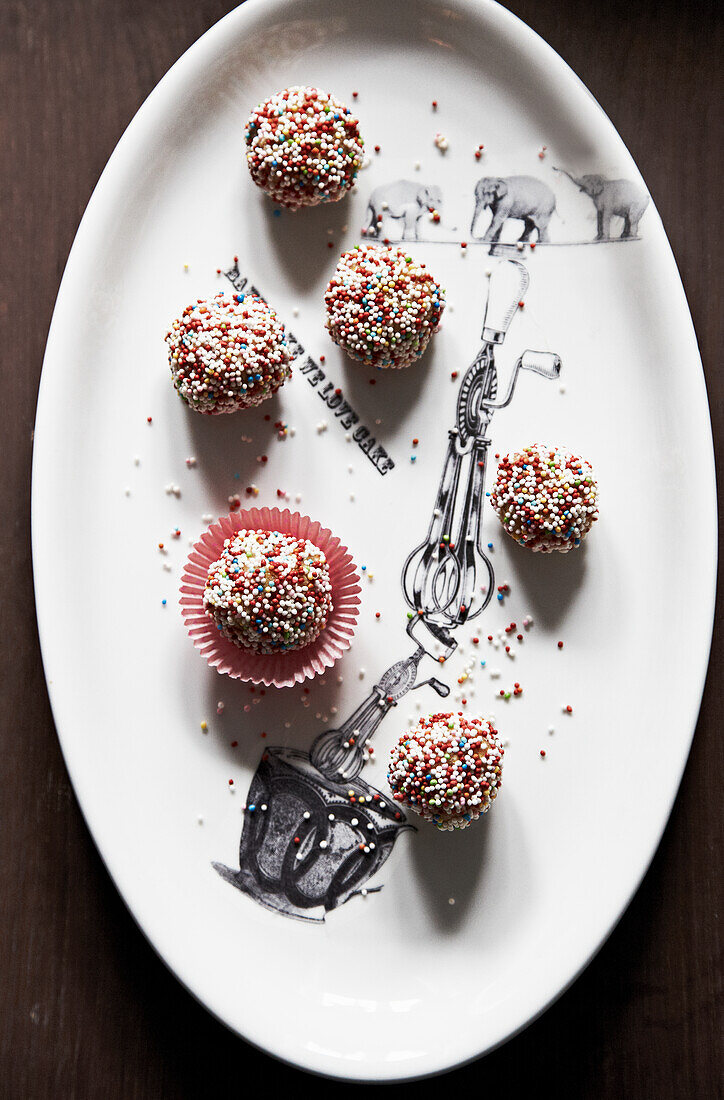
xmin=203 ymin=529 xmax=333 ymax=654
xmin=490 ymin=442 xmax=599 ymax=552
xmin=245 ymin=86 xmax=364 ymax=209
xmin=324 ymin=244 xmax=444 ymax=369
xmin=165 ymin=293 xmax=290 ymax=414
xmin=387 ymin=713 xmax=504 ymax=831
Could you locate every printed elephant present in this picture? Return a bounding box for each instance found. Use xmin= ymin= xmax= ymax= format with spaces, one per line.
xmin=555 ymin=169 xmax=649 ymax=240
xmin=470 ymin=176 xmax=556 ymax=251
xmin=364 ymin=180 xmax=443 ymax=241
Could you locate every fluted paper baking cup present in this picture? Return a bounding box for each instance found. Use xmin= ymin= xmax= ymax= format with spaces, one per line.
xmin=180 ymin=507 xmax=361 ymax=688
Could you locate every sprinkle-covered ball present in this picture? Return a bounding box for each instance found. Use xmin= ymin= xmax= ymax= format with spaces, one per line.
xmin=490 ymin=442 xmax=599 ymax=553
xmin=203 ymin=530 xmax=333 ymax=654
xmin=165 ymin=293 xmax=291 ymax=414
xmin=245 ymin=86 xmax=364 ymax=209
xmin=324 ymin=244 xmax=445 ymax=369
xmin=388 ymin=713 xmax=504 ymax=831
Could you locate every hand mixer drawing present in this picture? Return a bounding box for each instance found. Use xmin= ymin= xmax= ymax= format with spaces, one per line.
xmin=217 ymin=260 xmax=562 ymax=920
xmin=310 ymin=259 xmax=561 ymax=782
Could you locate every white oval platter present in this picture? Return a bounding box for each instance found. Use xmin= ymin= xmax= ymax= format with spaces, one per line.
xmin=32 ymin=0 xmax=716 ymax=1081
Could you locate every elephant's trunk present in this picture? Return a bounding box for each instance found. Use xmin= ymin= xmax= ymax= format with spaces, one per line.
xmin=470 ymin=197 xmax=484 ymax=238
xmin=553 ymin=167 xmax=582 ymax=188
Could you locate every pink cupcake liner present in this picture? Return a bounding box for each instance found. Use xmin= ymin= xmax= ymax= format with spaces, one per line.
xmin=180 ymin=507 xmax=361 ymax=688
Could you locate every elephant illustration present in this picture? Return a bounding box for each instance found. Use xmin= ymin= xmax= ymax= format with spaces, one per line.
xmin=364 ymin=180 xmax=443 ymax=241
xmin=554 ymin=169 xmax=649 ymax=240
xmin=470 ymin=176 xmax=556 ymax=251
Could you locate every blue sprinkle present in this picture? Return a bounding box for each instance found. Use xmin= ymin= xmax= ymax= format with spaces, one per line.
xmin=161 ymin=599 xmax=167 ymax=605
xmin=497 ymin=593 xmax=503 ymax=602
xmin=487 ymin=542 xmax=493 ymax=549
xmin=273 ymin=209 xmax=282 ymax=217
xmin=410 ymin=455 xmax=416 ymax=463
xmin=480 ymin=660 xmax=486 ymax=668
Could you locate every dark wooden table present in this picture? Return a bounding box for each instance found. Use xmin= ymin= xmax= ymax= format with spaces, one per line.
xmin=1 ymin=0 xmax=721 ymax=1095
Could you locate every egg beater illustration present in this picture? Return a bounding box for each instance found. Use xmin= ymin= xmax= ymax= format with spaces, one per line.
xmin=215 ymin=260 xmax=561 ymax=921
